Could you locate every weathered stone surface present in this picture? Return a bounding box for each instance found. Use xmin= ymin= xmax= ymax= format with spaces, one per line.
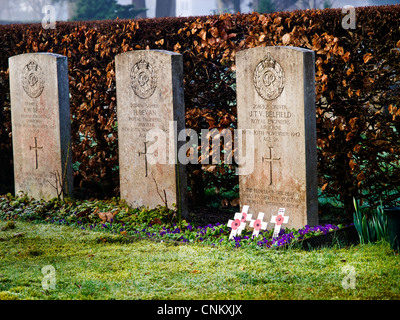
xmin=236 ymin=46 xmax=318 ymax=230
xmin=116 ymin=50 xmax=187 ymax=216
xmin=9 ymin=53 xmax=73 ymax=200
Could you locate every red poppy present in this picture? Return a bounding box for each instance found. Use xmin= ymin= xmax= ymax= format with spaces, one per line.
xmin=275 ymin=214 xmax=284 ymax=226
xmin=232 ymin=218 xmax=241 ymax=230
xmin=253 ymin=219 xmax=262 ymax=231
xmin=241 ymin=212 xmax=247 ymax=222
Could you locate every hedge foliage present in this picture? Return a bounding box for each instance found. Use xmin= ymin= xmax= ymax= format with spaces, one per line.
xmin=1 ymin=5 xmax=400 ymax=214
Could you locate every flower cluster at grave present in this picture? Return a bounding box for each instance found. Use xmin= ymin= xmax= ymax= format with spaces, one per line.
xmin=0 ymin=194 xmax=347 ymax=249
xmin=227 ymin=205 xmax=289 ymax=243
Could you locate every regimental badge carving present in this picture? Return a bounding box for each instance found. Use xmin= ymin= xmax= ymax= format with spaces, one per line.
xmin=253 ymin=53 xmax=285 ymax=101
xmin=130 ymin=56 xmax=157 ymax=99
xmin=22 ymin=61 xmax=45 ymax=99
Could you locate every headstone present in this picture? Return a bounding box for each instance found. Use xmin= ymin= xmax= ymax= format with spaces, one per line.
xmin=9 ymin=53 xmax=73 ymax=200
xmin=116 ymin=50 xmax=187 ymax=216
xmin=236 ymin=46 xmax=318 ymax=230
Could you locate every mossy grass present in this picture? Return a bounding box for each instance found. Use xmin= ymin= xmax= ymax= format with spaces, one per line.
xmin=0 ymin=220 xmax=399 ymax=300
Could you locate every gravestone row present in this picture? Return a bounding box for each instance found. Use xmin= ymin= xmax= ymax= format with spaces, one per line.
xmin=8 ymin=46 xmax=318 ymax=230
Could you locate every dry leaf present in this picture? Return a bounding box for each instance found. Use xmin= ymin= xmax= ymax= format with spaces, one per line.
xmin=95 ymin=208 xmax=117 ymax=222
xmin=349 ymin=159 xmax=357 ymax=170
xmin=230 ymin=198 xmax=240 ymax=207
xmin=282 ymin=33 xmax=291 ymax=45
xmin=363 ymin=53 xmax=373 ymax=63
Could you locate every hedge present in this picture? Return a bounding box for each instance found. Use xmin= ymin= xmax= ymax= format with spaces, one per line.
xmin=1 ymin=5 xmax=400 ymax=216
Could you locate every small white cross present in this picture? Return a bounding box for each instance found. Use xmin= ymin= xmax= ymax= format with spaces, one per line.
xmin=249 ymin=212 xmax=268 ymax=238
xmin=270 ymin=208 xmax=289 ymax=239
xmin=227 ymin=205 xmax=252 ymax=239
xmin=238 ymin=205 xmax=251 ymax=224
xmin=227 ymin=212 xmax=246 ymax=239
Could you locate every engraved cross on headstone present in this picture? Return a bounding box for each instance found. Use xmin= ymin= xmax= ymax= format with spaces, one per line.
xmin=138 ymin=141 xmax=154 ymax=178
xmin=30 ymin=137 xmax=43 ymax=170
xmin=262 ymin=147 xmax=281 ymax=185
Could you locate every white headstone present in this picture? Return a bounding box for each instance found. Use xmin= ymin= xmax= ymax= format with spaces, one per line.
xmin=236 ymin=46 xmax=318 ymax=230
xmin=115 ymin=50 xmax=187 ymax=216
xmin=9 ymin=53 xmax=73 ymax=200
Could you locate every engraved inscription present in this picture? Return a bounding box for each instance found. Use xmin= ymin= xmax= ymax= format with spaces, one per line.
xmin=119 ymin=103 xmax=162 ymax=138
xmin=249 ymin=104 xmax=300 ymax=143
xmin=13 ymin=100 xmax=56 ymax=130
xmin=241 ymin=188 xmax=304 ymax=209
xmin=254 ymin=53 xmax=284 ymax=101
xmin=22 ymin=61 xmax=45 ymax=98
xmin=130 ymin=57 xmax=157 ymax=99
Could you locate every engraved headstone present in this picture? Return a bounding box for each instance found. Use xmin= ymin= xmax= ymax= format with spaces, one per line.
xmin=116 ymin=50 xmax=187 ymax=216
xmin=236 ymin=46 xmax=318 ymax=230
xmin=9 ymin=53 xmax=73 ymax=200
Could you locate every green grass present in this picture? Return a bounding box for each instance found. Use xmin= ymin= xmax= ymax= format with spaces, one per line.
xmin=1 ymin=220 xmax=399 ymax=300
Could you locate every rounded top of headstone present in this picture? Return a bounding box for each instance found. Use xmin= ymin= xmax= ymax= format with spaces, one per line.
xmin=236 ymin=46 xmax=314 ymax=59
xmin=9 ymin=52 xmax=67 ymax=62
xmin=116 ymin=49 xmax=182 ymax=59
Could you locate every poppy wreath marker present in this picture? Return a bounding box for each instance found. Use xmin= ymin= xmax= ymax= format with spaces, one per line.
xmin=227 ymin=205 xmax=251 ymax=239
xmin=270 ymin=208 xmax=289 ymax=239
xmin=249 ymin=212 xmax=268 ymax=238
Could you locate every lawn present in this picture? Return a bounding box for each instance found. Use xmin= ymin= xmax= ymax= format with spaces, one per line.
xmin=0 ymin=220 xmax=399 ymax=300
